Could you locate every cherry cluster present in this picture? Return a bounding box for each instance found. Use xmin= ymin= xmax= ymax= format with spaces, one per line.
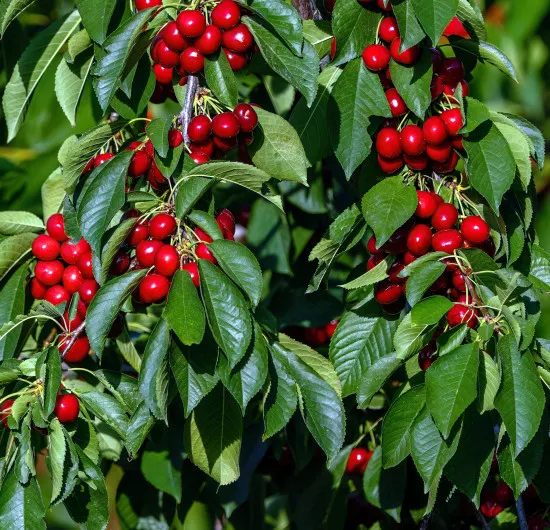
xmin=148 ymin=0 xmax=255 ymax=101
xmin=187 ymin=103 xmax=258 ymax=164
xmin=122 ymin=208 xmax=236 ymax=304
xmin=368 ymin=190 xmax=493 ymax=368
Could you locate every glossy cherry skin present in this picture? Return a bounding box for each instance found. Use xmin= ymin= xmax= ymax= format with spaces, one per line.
xmin=430 ymin=76 xmax=445 ymax=100
xmin=379 ymin=16 xmax=399 ymax=42
xmin=443 ymin=16 xmax=469 ymax=38
xmin=196 ymin=243 xmax=217 ymax=264
xmin=390 ymin=37 xmax=420 ymax=65
xmin=129 ymin=150 xmax=151 ymax=177
xmin=423 ymin=116 xmax=448 ymax=145
xmin=181 ymin=262 xmax=200 ymax=287
xmin=374 ymin=280 xmax=403 ymax=305
xmin=400 ymin=125 xmax=426 ymax=156
xmin=415 ymin=190 xmax=438 ymax=218
xmin=418 ymin=345 xmax=436 ymax=371
xmin=367 ymin=255 xmax=384 ymax=272
xmin=384 ymin=227 xmax=408 ymax=254
xmin=388 ymin=260 xmax=405 ymax=284
xmin=176 ymin=10 xmax=206 ymax=38
xmin=62 ymin=265 xmax=83 ymax=293
xmin=406 ymin=224 xmax=432 ymax=256
xmin=346 ymin=448 xmax=373 ymax=475
xmin=46 ymin=213 xmax=67 ymax=242
xmin=77 ymin=252 xmax=94 ymax=280
xmin=190 ymin=139 xmax=215 ymax=158
xmin=378 ymin=155 xmax=404 ymax=174
xmin=452 ymin=269 xmax=466 ymax=292
xmin=211 ymin=0 xmax=241 ymax=30
xmin=163 ymin=21 xmax=189 ymax=51
xmin=439 ymin=58 xmax=465 ymax=87
xmin=127 ymin=223 xmax=149 ymax=246
xmin=441 ymin=108 xmax=463 ymax=136
xmin=195 ymin=25 xmax=223 ymax=55
xmin=168 ymin=130 xmax=183 ymax=148
xmin=447 ymin=303 xmax=478 ymax=328
xmin=153 ymin=64 xmax=173 ymax=84
xmin=376 ymin=127 xmax=401 ymax=159
xmin=216 ymin=209 xmax=236 ymax=234
xmin=385 ymin=88 xmax=408 ymax=117
xmin=451 ymin=135 xmax=464 ymax=150
xmin=222 ymin=24 xmax=254 ymax=53
xmin=61 ymin=239 xmax=90 ymax=265
xmin=156 ymin=40 xmax=180 ymax=68
xmin=362 ymin=44 xmax=390 ymax=72
xmin=1 ymin=399 xmax=14 ymax=429
xmin=60 ymin=336 xmax=90 ymax=363
xmin=54 ymin=394 xmax=80 ymax=423
xmin=432 ymin=150 xmax=459 ymax=174
xmin=233 ymin=104 xmax=258 ymax=133
xmin=223 ymin=48 xmax=248 ymax=71
xmin=188 ymin=115 xmax=212 ymax=143
xmin=35 ymin=260 xmax=64 ymax=286
xmin=32 ymin=234 xmax=60 ymax=261
xmin=376 ymin=0 xmax=392 ymax=11
xmin=154 ymin=245 xmax=179 ymax=277
xmin=149 ymin=213 xmax=177 ymax=240
xmin=79 ymin=279 xmax=99 ymax=304
xmin=30 ymin=278 xmax=48 ymax=299
xmin=136 ymin=240 xmax=164 ymax=267
xmin=109 ymin=250 xmax=130 ymax=276
xmin=191 ymin=152 xmax=210 ymax=165
xmin=461 ymin=216 xmax=490 ymax=244
xmin=404 ymin=153 xmax=429 ymax=171
xmin=44 ymin=285 xmax=70 ymax=305
xmin=139 ymin=274 xmax=170 ymax=303
xmin=432 ymin=229 xmax=464 ymax=253
xmin=426 ymin=139 xmax=452 ymax=163
xmin=179 ymin=47 xmax=205 ymax=74
xmin=367 ymin=235 xmax=385 ymax=256
xmin=431 ymin=203 xmax=458 ymax=230
xmin=212 ymin=112 xmax=241 ymax=138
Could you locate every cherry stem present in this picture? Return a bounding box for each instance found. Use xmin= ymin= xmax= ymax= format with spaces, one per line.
xmin=463 ymin=274 xmax=490 ymax=320
xmin=181 ymin=74 xmax=199 ymax=147
xmin=60 ymin=321 xmax=86 ymax=361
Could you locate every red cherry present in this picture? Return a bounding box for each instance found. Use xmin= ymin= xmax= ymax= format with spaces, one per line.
xmin=60 ymin=336 xmax=90 ymax=363
xmin=222 ymin=24 xmax=254 ymax=53
xmin=93 ymin=153 xmax=114 ymax=167
xmin=211 ymin=0 xmax=241 ymax=30
xmin=426 ymin=139 xmax=452 ymax=163
xmin=212 ymin=112 xmax=241 ymax=138
xmin=440 ymin=108 xmax=463 ymax=136
xmin=388 ymin=260 xmax=405 ymax=284
xmin=181 ymin=262 xmax=200 ymax=287
xmin=367 ymin=235 xmax=385 ymax=255
xmin=423 ymin=116 xmax=448 ymax=145
xmin=44 ymin=285 xmax=71 ymax=306
xmin=46 ymin=213 xmax=67 ymax=242
xmin=30 ymin=277 xmax=48 ymax=299
xmin=77 ymin=252 xmax=94 ymax=280
xmin=191 ymin=152 xmax=210 ymax=164
xmin=82 ymin=157 xmax=95 ymax=175
xmin=154 ymin=245 xmax=179 ymax=277
xmin=304 ymin=327 xmax=328 ymax=347
xmin=216 ymin=209 xmax=236 ymax=234
xmin=139 ymin=274 xmax=170 ymax=303
xmin=214 ymin=134 xmax=238 ymax=152
xmin=190 ymin=139 xmax=215 ymax=157
xmin=163 ymin=21 xmax=189 ymax=52
xmin=362 ymin=44 xmax=391 ymax=72
xmin=431 ymin=203 xmax=458 ymax=230
xmin=376 ymin=0 xmax=392 ymax=11
xmin=188 ymin=115 xmax=212 ymax=143
xmin=156 ymin=40 xmax=180 ymax=68
xmin=443 ymin=17 xmax=469 ymax=39
xmin=461 ymin=216 xmax=490 ymax=244
xmin=196 ymin=243 xmax=217 ymax=264
xmin=432 ymin=229 xmax=464 ymax=253
xmin=379 ymin=16 xmax=399 ymax=42
xmin=346 ymin=448 xmax=373 ymax=475
xmin=451 ymin=135 xmax=464 ymax=150
xmin=195 ymin=25 xmax=222 ymax=55
xmin=62 ymin=265 xmax=83 ymax=293
xmin=149 ymin=213 xmax=177 ymax=240
xmin=439 ymin=58 xmax=465 ymax=87
xmin=223 ymin=48 xmax=248 ymax=71
xmin=127 ymin=222 xmax=149 ymax=246
xmin=447 ymin=303 xmax=478 ymax=328
xmin=432 ymin=150 xmax=459 ymax=174
xmin=176 ymin=10 xmax=207 ymax=38
xmin=385 ymin=88 xmax=408 ymax=117
xmin=404 ymin=153 xmax=429 ymax=171
xmin=430 ymin=47 xmax=444 ymax=71
xmin=376 ymin=127 xmax=401 ymax=159
xmin=330 ymin=37 xmax=336 ymax=59
xmin=153 ymin=64 xmax=173 ymax=84
xmin=403 ymin=251 xmax=417 ymax=265
xmin=400 ymin=125 xmax=426 ymax=156
xmin=418 ymin=345 xmax=436 ymax=371
xmin=390 ymin=37 xmax=420 ymax=65
xmin=35 ymin=260 xmax=64 ymax=286
xmin=528 ymin=516 xmax=549 ymax=530
xmin=415 ymin=191 xmax=438 ymax=218
xmin=77 ymin=299 xmax=87 ymax=319
xmin=384 ymin=227 xmax=408 ymax=254
xmin=374 ymin=280 xmax=403 ymax=305
xmin=378 ymin=154 xmax=404 ymax=174
xmin=168 ymin=130 xmax=183 ymax=148
xmin=451 ymin=269 xmax=466 ymax=292
xmin=54 ymin=394 xmax=79 ymax=423
xmin=367 ymin=255 xmax=384 ymax=271
xmin=233 ymin=103 xmax=258 ymax=133
xmin=79 ymin=279 xmax=99 ymax=304
xmin=129 ymin=150 xmax=151 ymax=178
xmin=324 ymin=0 xmax=336 ymax=11
xmin=136 ymin=240 xmax=163 ymax=267
xmin=179 ymin=47 xmax=205 ymax=74
xmin=430 ymin=76 xmax=445 ymax=100
xmin=60 ymin=239 xmax=90 ymax=265
xmin=109 ymin=250 xmax=130 ymax=276
xmin=406 ymin=224 xmax=432 ymax=256
xmin=1 ymin=399 xmax=14 ymax=429
xmin=32 ymin=234 xmax=60 ymax=261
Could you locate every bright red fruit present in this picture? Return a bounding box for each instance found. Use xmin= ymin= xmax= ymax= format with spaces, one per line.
xmin=62 ymin=265 xmax=83 ymax=293
xmin=376 ymin=127 xmax=401 ymax=159
xmin=367 ymin=255 xmax=384 ymax=271
xmin=163 ymin=21 xmax=189 ymax=51
xmin=196 ymin=243 xmax=217 ymax=264
xmin=346 ymin=448 xmax=373 ymax=475
xmin=35 ymin=260 xmax=64 ymax=286
xmin=415 ymin=191 xmax=438 ymax=218
xmin=216 ymin=209 xmax=236 ymax=234
xmin=432 ymin=150 xmax=459 ymax=174
xmin=376 ymin=0 xmax=392 ymax=11
xmin=212 ymin=112 xmax=241 ymax=138
xmin=139 ymin=274 xmax=170 ymax=303
xmin=168 ymin=129 xmax=183 ymax=148
xmin=325 ymin=320 xmax=339 ymax=338
xmin=404 ymin=153 xmax=429 ymax=171
xmin=127 ymin=222 xmax=149 ymax=246
xmin=431 ymin=203 xmax=458 ymax=230
xmin=191 ymin=152 xmax=210 ymax=165
xmin=153 ymin=64 xmax=173 ymax=84
xmin=374 ymin=280 xmax=403 ymax=304
xmin=1 ymin=399 xmax=14 ymax=429
xmin=362 ymin=44 xmax=390 ymax=72
xmin=385 ymin=88 xmax=408 ymax=117
xmin=179 ymin=47 xmax=204 ymax=73
xmin=149 ymin=213 xmax=177 ymax=240
xmin=45 ymin=285 xmax=70 ymax=305
xmin=447 ymin=304 xmax=478 ymax=328
xmin=181 ymin=262 xmax=200 ymax=287
xmin=195 ymin=25 xmax=223 ymax=55
xmin=379 ymin=17 xmax=399 ymax=42
xmin=46 ymin=213 xmax=67 ymax=241
xmin=79 ymin=279 xmax=99 ymax=304
xmin=30 ymin=278 xmax=47 ymax=299
xmin=452 ymin=269 xmax=466 ymax=292
xmin=432 ymin=229 xmax=464 ymax=253
xmin=60 ymin=336 xmax=90 ymax=363
xmin=176 ymin=10 xmax=207 ymax=38
xmin=136 ymin=240 xmax=164 ymax=267
xmin=461 ymin=216 xmax=490 ymax=244
xmin=233 ymin=103 xmax=258 ymax=133
xmin=367 ymin=236 xmax=385 ymax=255
xmin=400 ymin=125 xmax=426 ymax=156
xmin=32 ymin=234 xmax=60 ymax=261
xmin=378 ymin=155 xmax=404 ymax=174
xmin=155 ymin=245 xmax=179 ymax=277
xmin=406 ymin=224 xmax=432 ymax=256
xmin=129 ymin=150 xmax=151 ymax=177
xmin=54 ymin=394 xmax=80 ymax=423
xmin=426 ymin=139 xmax=452 ymax=163
xmin=444 ymin=17 xmax=469 ymax=39
xmin=77 ymin=252 xmax=94 ymax=279
xmin=441 ymin=108 xmax=463 ymax=136
xmin=223 ymin=48 xmax=248 ymax=71
xmin=188 ymin=115 xmax=212 ymax=143
xmin=222 ymin=24 xmax=254 ymax=53
xmin=390 ymin=37 xmax=420 ymax=65
xmin=211 ymin=0 xmax=241 ymax=30
xmin=423 ymin=116 xmax=448 ymax=145
xmin=156 ymin=40 xmax=180 ymax=68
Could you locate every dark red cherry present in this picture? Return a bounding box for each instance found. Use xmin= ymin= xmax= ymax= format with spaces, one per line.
xmin=384 ymin=227 xmax=408 ymax=254
xmin=136 ymin=240 xmax=163 ymax=267
xmin=109 ymin=250 xmax=130 ymax=276
xmin=223 ymin=48 xmax=248 ymax=71
xmin=54 ymin=394 xmax=79 ymax=423
xmin=441 ymin=108 xmax=463 ymax=136
xmin=62 ymin=265 xmax=83 ymax=294
xmin=367 ymin=236 xmax=385 ymax=256
xmin=432 ymin=229 xmax=464 ymax=253
xmin=374 ymin=280 xmax=403 ymax=305
xmin=156 ymin=40 xmax=180 ymax=68
xmin=452 ymin=269 xmax=466 ymax=292
xmin=153 ymin=63 xmax=173 ymax=84
xmin=212 ymin=112 xmax=241 ymax=138
xmin=129 ymin=150 xmax=152 ymax=177
xmin=135 ymin=0 xmax=162 ymax=10
xmin=418 ymin=345 xmax=436 ymax=371
xmin=188 ymin=115 xmax=212 ymax=143
xmin=35 ymin=260 xmax=64 ymax=286
xmin=179 ymin=47 xmax=204 ymax=74
xmin=431 ymin=203 xmax=458 ymax=230
xmin=404 ymin=153 xmax=429 ymax=171
xmin=30 ymin=278 xmax=48 ymax=299
xmin=406 ymin=224 xmax=432 ymax=256
xmin=378 ymin=155 xmax=404 ymax=174
xmin=60 ymin=336 xmax=90 ymax=363
xmin=423 ymin=116 xmax=448 ymax=145
xmin=32 ymin=234 xmax=60 ymax=261
xmin=432 ymin=150 xmax=459 ymax=174
xmin=163 ymin=21 xmax=189 ymax=52
xmin=216 ymin=209 xmax=236 ymax=234
xmin=426 ymin=139 xmax=452 ymax=163
xmin=168 ymin=130 xmax=183 ymax=148
xmin=439 ymin=58 xmax=465 ymax=87
xmin=447 ymin=304 xmax=478 ymax=328
xmin=196 ymin=243 xmax=217 ymax=264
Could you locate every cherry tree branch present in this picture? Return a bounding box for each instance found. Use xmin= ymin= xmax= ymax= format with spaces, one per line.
xmin=517 ymin=495 xmax=528 ymax=530
xmin=60 ymin=321 xmax=86 ymax=360
xmin=292 ymin=0 xmax=323 ymax=20
xmin=181 ymin=75 xmax=199 ymax=147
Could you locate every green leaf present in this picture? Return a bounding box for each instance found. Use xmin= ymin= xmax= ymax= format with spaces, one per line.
xmin=78 ymin=391 xmax=129 ymax=439
xmin=249 ymin=108 xmax=309 ymax=185
xmin=529 ymin=244 xmax=550 ymax=291
xmin=199 ymin=259 xmax=252 ymax=367
xmin=330 ymin=59 xmax=391 ymax=177
xmin=0 ymin=233 xmax=34 ymax=282
xmin=464 ymin=121 xmax=516 ymax=212
xmin=363 ymin=447 xmax=406 ymax=522
xmin=405 ymin=262 xmax=447 ymax=307
xmin=126 ymin=402 xmax=155 ymax=458
xmin=0 ymin=264 xmax=27 ymax=360
xmin=495 ymin=121 xmax=532 ymax=190
xmin=76 ymin=0 xmax=115 ymax=44
xmin=188 ymin=210 xmax=223 ymax=241
xmin=456 ymin=0 xmax=487 ymax=41
xmin=478 ymin=352 xmax=500 ymax=413
xmin=426 ymin=344 xmax=479 ymax=438
xmin=146 ymin=117 xmax=172 ymax=158
xmin=389 ymin=49 xmax=433 ymax=119
xmin=339 ymin=257 xmax=389 ymax=290
xmin=55 ymin=53 xmax=92 ymax=127
xmin=0 ymin=211 xmax=43 ymax=235
xmin=184 ymin=384 xmax=242 ymax=485
xmin=382 ymin=385 xmax=426 ymax=468
xmin=394 ymin=312 xmax=432 ymax=359
xmin=332 ymin=0 xmax=380 ymax=66
xmin=329 ymin=309 xmax=398 ymax=397
xmin=411 ymin=0 xmax=458 ymax=45
xmin=411 ymin=295 xmax=454 ymax=325
xmin=502 ymin=113 xmax=545 ymax=170
xmin=0 ymin=0 xmax=34 ymax=36
xmin=41 ymin=347 xmax=62 ymax=418
xmin=97 ymin=218 xmax=137 ymax=285
xmin=243 ymin=16 xmax=319 ymax=106
xmin=362 ymin=176 xmax=418 ymax=247
xmin=165 ymin=270 xmax=205 ymax=346
xmin=3 ymin=11 xmax=80 ymax=142
xmin=494 ymin=335 xmax=545 ymax=456
xmin=86 ymin=270 xmax=146 ymax=357
xmin=141 ymin=448 xmax=182 ymax=502
xmin=48 ymin=418 xmax=66 ymax=504
xmin=462 ymin=97 xmax=490 ymax=134
xmin=139 ymin=319 xmax=171 ymax=421
xmin=302 ymin=19 xmax=332 ymax=58
xmin=357 ymin=353 xmax=402 ymax=408
xmin=392 ymin=0 xmax=425 ymax=50
xmin=92 ymin=9 xmax=153 ymax=111
xmin=41 ymin=168 xmax=65 ymax=223
xmin=0 ymin=474 xmax=46 ymax=530
xmin=67 ymin=29 xmax=92 ymax=61
xmin=175 ymin=177 xmax=214 ymax=218
xmin=209 ymin=240 xmax=263 ymax=308
xmin=204 ymin=50 xmax=238 ymax=108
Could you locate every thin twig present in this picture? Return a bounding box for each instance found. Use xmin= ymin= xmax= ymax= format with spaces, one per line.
xmin=181 ymin=75 xmax=199 ymax=146
xmin=419 ymin=514 xmax=431 ymax=530
xmin=517 ymin=495 xmax=528 ymax=530
xmin=463 ymin=275 xmax=490 ymax=320
xmin=473 ymin=506 xmax=491 ymax=530
xmin=60 ymin=322 xmax=86 ymax=360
